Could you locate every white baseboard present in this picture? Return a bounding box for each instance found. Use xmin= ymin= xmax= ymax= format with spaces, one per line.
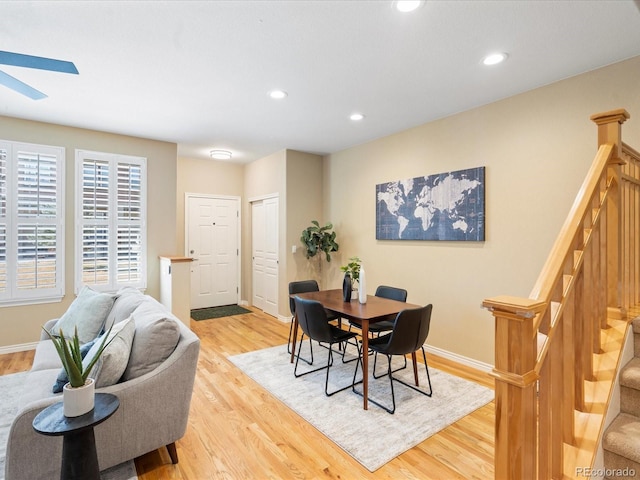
xmin=0 ymin=342 xmax=38 ymax=355
xmin=424 ymin=344 xmax=494 ymax=373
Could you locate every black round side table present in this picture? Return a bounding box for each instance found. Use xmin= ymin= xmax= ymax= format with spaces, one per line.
xmin=32 ymin=392 xmax=120 ymax=480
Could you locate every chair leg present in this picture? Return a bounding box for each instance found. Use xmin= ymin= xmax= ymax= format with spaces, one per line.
xmin=386 ymin=354 xmax=397 ymax=414
xmin=289 ymin=324 xmax=314 ymax=365
xmin=350 ymin=343 xmax=397 ymax=412
xmin=339 ymin=337 xmax=358 ymax=363
xmin=352 ymin=341 xmax=364 ymax=394
xmin=354 ymin=352 xmax=397 ymax=414
xmin=372 ymin=351 xmax=407 ymax=379
xmin=365 ymin=348 xmax=432 ymax=414
xmin=294 ymin=334 xmax=327 ymax=377
xmin=324 ymin=343 xmax=362 ymax=396
xmin=391 ymin=347 xmax=433 ymax=397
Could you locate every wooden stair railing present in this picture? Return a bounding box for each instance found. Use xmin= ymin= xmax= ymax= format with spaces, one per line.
xmin=483 ymin=109 xmax=640 ymax=480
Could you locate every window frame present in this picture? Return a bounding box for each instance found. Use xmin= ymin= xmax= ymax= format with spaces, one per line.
xmin=0 ymin=139 xmax=66 ymax=307
xmin=75 ymin=150 xmax=147 ymax=294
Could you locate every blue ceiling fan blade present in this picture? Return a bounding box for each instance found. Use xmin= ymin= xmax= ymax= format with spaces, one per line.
xmin=0 ymin=70 xmax=47 ymax=100
xmin=0 ymin=51 xmax=78 ymax=75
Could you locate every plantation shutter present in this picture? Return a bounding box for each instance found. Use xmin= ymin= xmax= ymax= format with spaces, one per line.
xmin=81 ymin=159 xmax=110 ymax=286
xmin=0 ymin=140 xmax=65 ymax=305
xmin=16 ymin=151 xmax=59 ymax=290
xmin=76 ymin=151 xmax=146 ymax=292
xmin=116 ymin=162 xmax=143 ymax=284
xmin=0 ymin=147 xmax=6 ymax=295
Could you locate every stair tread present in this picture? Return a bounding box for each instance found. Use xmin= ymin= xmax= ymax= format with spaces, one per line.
xmin=621 ymin=357 xmax=640 ymax=389
xmin=604 ymin=413 xmax=640 ymax=463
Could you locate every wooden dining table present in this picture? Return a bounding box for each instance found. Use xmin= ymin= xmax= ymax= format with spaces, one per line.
xmin=289 ymin=289 xmax=420 ymax=410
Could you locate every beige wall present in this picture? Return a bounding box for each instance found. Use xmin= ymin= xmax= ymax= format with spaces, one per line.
xmin=177 ymin=149 xmax=323 ymax=318
xmin=322 ymin=55 xmax=640 ymax=365
xmin=176 ymin=156 xmax=244 ymax=253
xmin=285 ymin=150 xmax=325 ymax=310
xmin=4 ymin=55 xmax=639 ymax=364
xmin=243 ymin=150 xmax=286 ymax=308
xmin=0 ymin=116 xmax=177 ymax=347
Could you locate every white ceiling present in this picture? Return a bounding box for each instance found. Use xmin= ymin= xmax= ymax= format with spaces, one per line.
xmin=1 ymin=0 xmax=640 ymax=164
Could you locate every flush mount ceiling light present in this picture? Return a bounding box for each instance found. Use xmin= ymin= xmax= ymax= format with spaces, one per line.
xmin=482 ymin=52 xmax=508 ymax=66
xmin=394 ymin=0 xmax=425 ymax=13
xmin=269 ymin=89 xmax=288 ymax=99
xmin=210 ymin=150 xmax=232 ymax=160
xmin=350 ymin=113 xmax=365 ymax=121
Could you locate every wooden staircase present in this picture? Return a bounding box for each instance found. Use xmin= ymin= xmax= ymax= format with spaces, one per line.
xmin=483 ymin=109 xmax=640 ymax=480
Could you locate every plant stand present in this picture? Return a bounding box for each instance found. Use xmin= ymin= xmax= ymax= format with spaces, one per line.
xmin=33 ymin=393 xmax=120 ymax=480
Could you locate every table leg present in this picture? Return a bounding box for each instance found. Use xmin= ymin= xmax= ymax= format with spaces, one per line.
xmin=290 ymin=314 xmax=299 ymax=364
xmin=362 ymin=321 xmax=369 ymax=410
xmin=61 ymin=427 xmax=100 ymax=480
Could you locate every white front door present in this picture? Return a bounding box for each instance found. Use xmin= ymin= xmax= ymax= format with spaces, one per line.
xmin=187 ymin=195 xmax=239 ymax=309
xmin=251 ymin=196 xmax=279 ymax=317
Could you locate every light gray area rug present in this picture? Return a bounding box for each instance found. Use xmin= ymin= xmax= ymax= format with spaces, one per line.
xmin=229 ymin=343 xmax=494 ymax=471
xmin=0 ymin=372 xmax=137 ymax=480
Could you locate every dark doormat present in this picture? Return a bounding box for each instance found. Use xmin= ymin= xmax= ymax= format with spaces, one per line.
xmin=191 ymin=305 xmax=252 ymax=321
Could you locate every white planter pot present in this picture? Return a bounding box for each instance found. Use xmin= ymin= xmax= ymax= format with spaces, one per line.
xmin=63 ymin=378 xmax=95 ymax=417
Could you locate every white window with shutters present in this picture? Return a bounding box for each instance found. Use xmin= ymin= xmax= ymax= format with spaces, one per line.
xmin=0 ymin=140 xmax=65 ymax=306
xmin=75 ymin=150 xmax=146 ymax=293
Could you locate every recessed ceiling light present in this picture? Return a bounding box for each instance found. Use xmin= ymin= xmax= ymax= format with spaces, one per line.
xmin=350 ymin=113 xmax=365 ymax=121
xmin=269 ymin=90 xmax=288 ymax=99
xmin=210 ymin=150 xmax=232 ymax=160
xmin=482 ymin=52 xmax=508 ymax=66
xmin=394 ymin=0 xmax=424 ymax=13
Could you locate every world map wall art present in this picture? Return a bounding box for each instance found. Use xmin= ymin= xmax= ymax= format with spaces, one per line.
xmin=376 ymin=166 xmax=485 ymax=241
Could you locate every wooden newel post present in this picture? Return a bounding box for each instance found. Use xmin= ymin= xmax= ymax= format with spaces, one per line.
xmin=590 ymin=109 xmax=629 ymax=318
xmin=482 ymin=295 xmax=546 ymax=480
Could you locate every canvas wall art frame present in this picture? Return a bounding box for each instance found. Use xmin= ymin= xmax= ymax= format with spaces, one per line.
xmin=376 ymin=166 xmax=485 ymax=241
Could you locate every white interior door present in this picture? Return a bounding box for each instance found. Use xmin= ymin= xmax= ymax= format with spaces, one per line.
xmin=263 ymin=197 xmax=279 ymax=317
xmin=252 ymin=196 xmax=278 ymax=317
xmin=187 ymin=195 xmax=239 ymax=309
xmin=252 ymin=201 xmax=265 ymax=311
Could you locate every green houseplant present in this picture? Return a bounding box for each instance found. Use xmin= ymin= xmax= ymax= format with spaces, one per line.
xmin=44 ymin=325 xmax=113 ymax=388
xmin=300 ymin=220 xmax=339 ymax=262
xmin=340 ymin=256 xmax=362 ymax=284
xmin=44 ymin=325 xmax=115 ymax=416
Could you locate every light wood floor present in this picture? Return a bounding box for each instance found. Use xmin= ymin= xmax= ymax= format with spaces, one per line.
xmin=0 ymin=307 xmax=495 ymax=479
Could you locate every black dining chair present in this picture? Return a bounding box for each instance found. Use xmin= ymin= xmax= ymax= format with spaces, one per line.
xmin=293 ymin=297 xmax=361 ymax=396
xmin=288 ymin=280 xmax=341 ymax=364
xmin=346 ymin=285 xmax=408 ymax=363
xmin=348 ymin=285 xmax=408 ymax=337
xmin=352 ymin=304 xmax=433 ymax=414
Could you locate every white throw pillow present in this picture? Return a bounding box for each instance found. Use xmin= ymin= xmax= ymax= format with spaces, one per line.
xmin=50 ymin=286 xmax=116 ymax=344
xmin=85 ymin=316 xmax=136 ymax=387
